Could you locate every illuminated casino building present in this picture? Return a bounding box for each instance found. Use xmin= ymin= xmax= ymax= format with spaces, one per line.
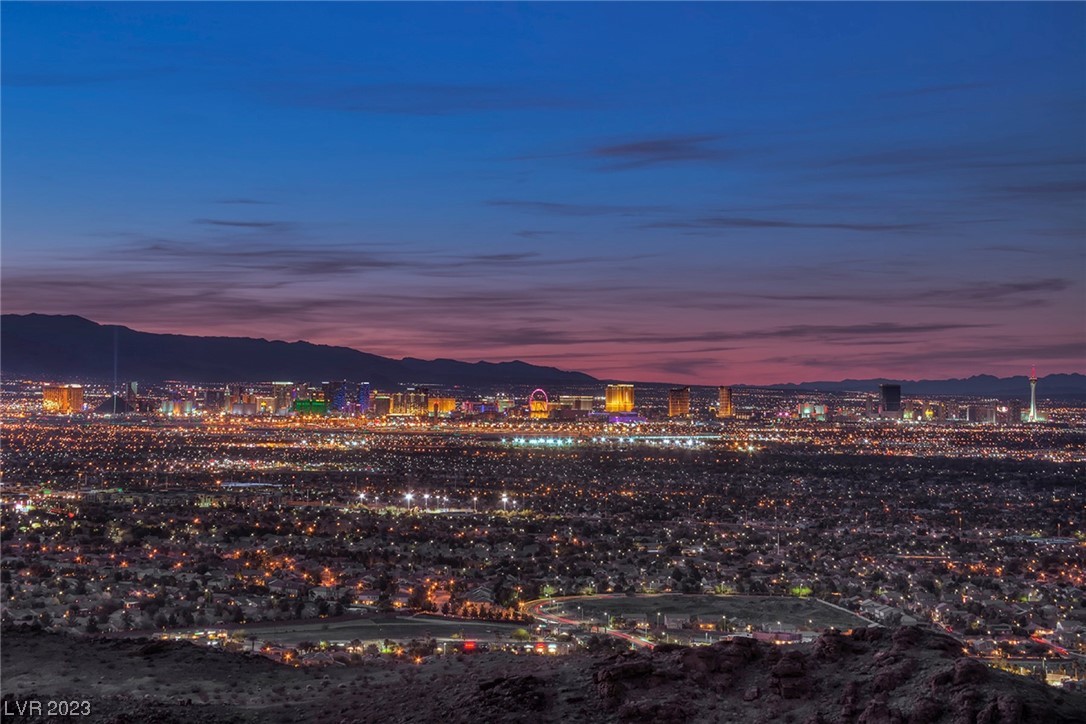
xmin=605 ymin=384 xmax=635 ymax=413
xmin=796 ymin=402 xmax=829 ymax=421
xmin=558 ymin=395 xmax=594 ymax=412
xmin=668 ymin=387 xmax=691 ymax=417
xmin=528 ymin=389 xmax=550 ymax=419
xmin=717 ymin=386 xmax=734 ymax=418
xmin=293 ymin=398 xmax=328 ymax=415
xmin=391 ymin=388 xmax=429 ymax=416
xmin=41 ymin=384 xmax=83 ymax=414
xmin=428 ymin=397 xmax=457 ymax=417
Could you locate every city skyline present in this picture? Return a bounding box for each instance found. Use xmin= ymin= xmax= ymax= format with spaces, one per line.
xmin=3 ymin=3 xmax=1085 ymax=385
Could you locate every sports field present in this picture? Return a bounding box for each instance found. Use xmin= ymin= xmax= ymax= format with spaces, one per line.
xmin=235 ymin=616 xmax=523 ymax=645
xmin=552 ymin=594 xmax=869 ymax=630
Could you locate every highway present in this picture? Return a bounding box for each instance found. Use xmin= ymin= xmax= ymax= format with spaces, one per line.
xmin=523 ymin=595 xmax=655 ymax=650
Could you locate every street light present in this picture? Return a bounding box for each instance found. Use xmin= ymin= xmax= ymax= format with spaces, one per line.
xmin=501 ymin=494 xmax=509 ymax=511
xmin=472 ymin=496 xmax=478 ymax=512
xmin=404 ymin=492 xmax=414 ymax=507
xmin=423 ymin=493 xmax=430 ymax=510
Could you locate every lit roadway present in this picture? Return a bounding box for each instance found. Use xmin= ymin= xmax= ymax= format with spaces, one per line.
xmin=523 ymin=595 xmax=655 ymax=650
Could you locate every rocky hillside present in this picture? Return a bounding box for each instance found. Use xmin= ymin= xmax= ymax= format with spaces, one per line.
xmin=1 ymin=627 xmax=1083 ymax=724
xmin=0 ymin=314 xmax=596 ymax=386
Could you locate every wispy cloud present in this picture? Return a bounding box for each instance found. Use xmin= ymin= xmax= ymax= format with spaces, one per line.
xmin=262 ymin=82 xmax=577 ymax=115
xmin=467 ymin=252 xmax=540 ymax=263
xmin=77 ymin=229 xmax=652 ymax=283
xmin=811 ymin=143 xmax=1086 ymax=182
xmin=880 ymin=82 xmax=988 ymax=99
xmin=194 ymin=219 xmax=294 ymax=230
xmin=996 ymin=180 xmax=1086 ymax=198
xmin=214 ymin=198 xmax=275 ymax=206
xmin=980 ymin=244 xmax=1045 ymax=255
xmin=589 ymin=134 xmax=733 ymax=170
xmin=2 ymin=67 xmax=175 ymax=87
xmin=746 ymin=278 xmax=1073 ymax=308
xmin=932 ymin=278 xmax=1074 ymax=303
xmin=487 ymin=199 xmax=670 ymax=216
xmin=642 ymin=216 xmax=925 ymax=232
xmin=437 ymin=321 xmax=990 ymax=349
xmin=645 ymin=357 xmax=722 ymax=377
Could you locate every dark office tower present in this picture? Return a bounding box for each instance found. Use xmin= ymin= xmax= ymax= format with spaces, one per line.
xmin=272 ymin=381 xmax=294 ymax=416
xmin=323 ymin=380 xmax=354 ymax=413
xmin=717 ymin=386 xmax=734 ymax=418
xmin=124 ymin=381 xmax=139 ymax=411
xmin=668 ymin=387 xmax=691 ymax=417
xmin=204 ymin=387 xmax=227 ymax=412
xmin=228 ymin=384 xmax=243 ymax=406
xmin=358 ymin=382 xmax=372 ymax=415
xmin=372 ymin=394 xmax=392 ymax=417
xmin=879 ymin=384 xmax=902 ymax=413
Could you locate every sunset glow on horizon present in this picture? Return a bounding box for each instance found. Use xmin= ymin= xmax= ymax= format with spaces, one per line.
xmin=3 ymin=3 xmax=1083 ymax=385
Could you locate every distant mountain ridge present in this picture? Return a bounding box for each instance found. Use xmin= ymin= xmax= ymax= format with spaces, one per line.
xmin=766 ymin=373 xmax=1086 ymax=397
xmin=3 ymin=314 xmax=1082 ymax=394
xmin=0 ymin=314 xmax=596 ymax=387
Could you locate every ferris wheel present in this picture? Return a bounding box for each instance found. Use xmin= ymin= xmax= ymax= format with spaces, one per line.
xmin=529 ymin=388 xmax=549 ymax=418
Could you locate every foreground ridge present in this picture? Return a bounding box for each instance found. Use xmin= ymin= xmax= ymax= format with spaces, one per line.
xmin=2 ymin=626 xmax=1083 ymax=724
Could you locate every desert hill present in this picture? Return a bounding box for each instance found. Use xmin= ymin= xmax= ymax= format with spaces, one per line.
xmin=2 ymin=626 xmax=1084 ymax=724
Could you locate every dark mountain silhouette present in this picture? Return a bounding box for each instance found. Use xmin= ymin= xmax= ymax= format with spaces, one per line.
xmin=766 ymin=374 xmax=1086 ymax=398
xmin=0 ymin=314 xmax=596 ymax=387
xmin=4 ymin=314 xmax=1081 ymax=394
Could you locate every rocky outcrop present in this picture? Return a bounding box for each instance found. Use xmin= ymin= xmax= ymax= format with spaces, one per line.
xmin=586 ymin=627 xmax=1084 ymax=724
xmin=2 ymin=627 xmax=1084 ymax=724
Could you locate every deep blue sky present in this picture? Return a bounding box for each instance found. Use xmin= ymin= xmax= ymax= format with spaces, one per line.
xmin=3 ymin=2 xmax=1084 ymax=384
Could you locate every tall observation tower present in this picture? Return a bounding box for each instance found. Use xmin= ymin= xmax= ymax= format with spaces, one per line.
xmin=1027 ymin=365 xmax=1038 ymax=422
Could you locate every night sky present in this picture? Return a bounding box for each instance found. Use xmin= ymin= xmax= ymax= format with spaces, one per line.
xmin=3 ymin=2 xmax=1084 ymax=385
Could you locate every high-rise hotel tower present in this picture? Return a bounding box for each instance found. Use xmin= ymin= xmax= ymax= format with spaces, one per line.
xmin=717 ymin=386 xmax=734 ymax=418
xmin=605 ymin=384 xmax=635 ymax=413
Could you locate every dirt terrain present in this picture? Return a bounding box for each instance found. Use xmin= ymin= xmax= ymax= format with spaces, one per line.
xmin=2 ymin=626 xmax=1084 ymax=724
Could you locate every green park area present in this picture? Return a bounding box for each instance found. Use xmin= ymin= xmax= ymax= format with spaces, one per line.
xmin=236 ymin=615 xmax=524 ymax=646
xmin=558 ymin=594 xmax=869 ymax=631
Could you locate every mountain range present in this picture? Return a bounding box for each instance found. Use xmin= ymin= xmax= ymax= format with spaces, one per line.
xmin=764 ymin=374 xmax=1086 ymax=397
xmin=2 ymin=314 xmax=1082 ymax=395
xmin=0 ymin=314 xmax=596 ymax=387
